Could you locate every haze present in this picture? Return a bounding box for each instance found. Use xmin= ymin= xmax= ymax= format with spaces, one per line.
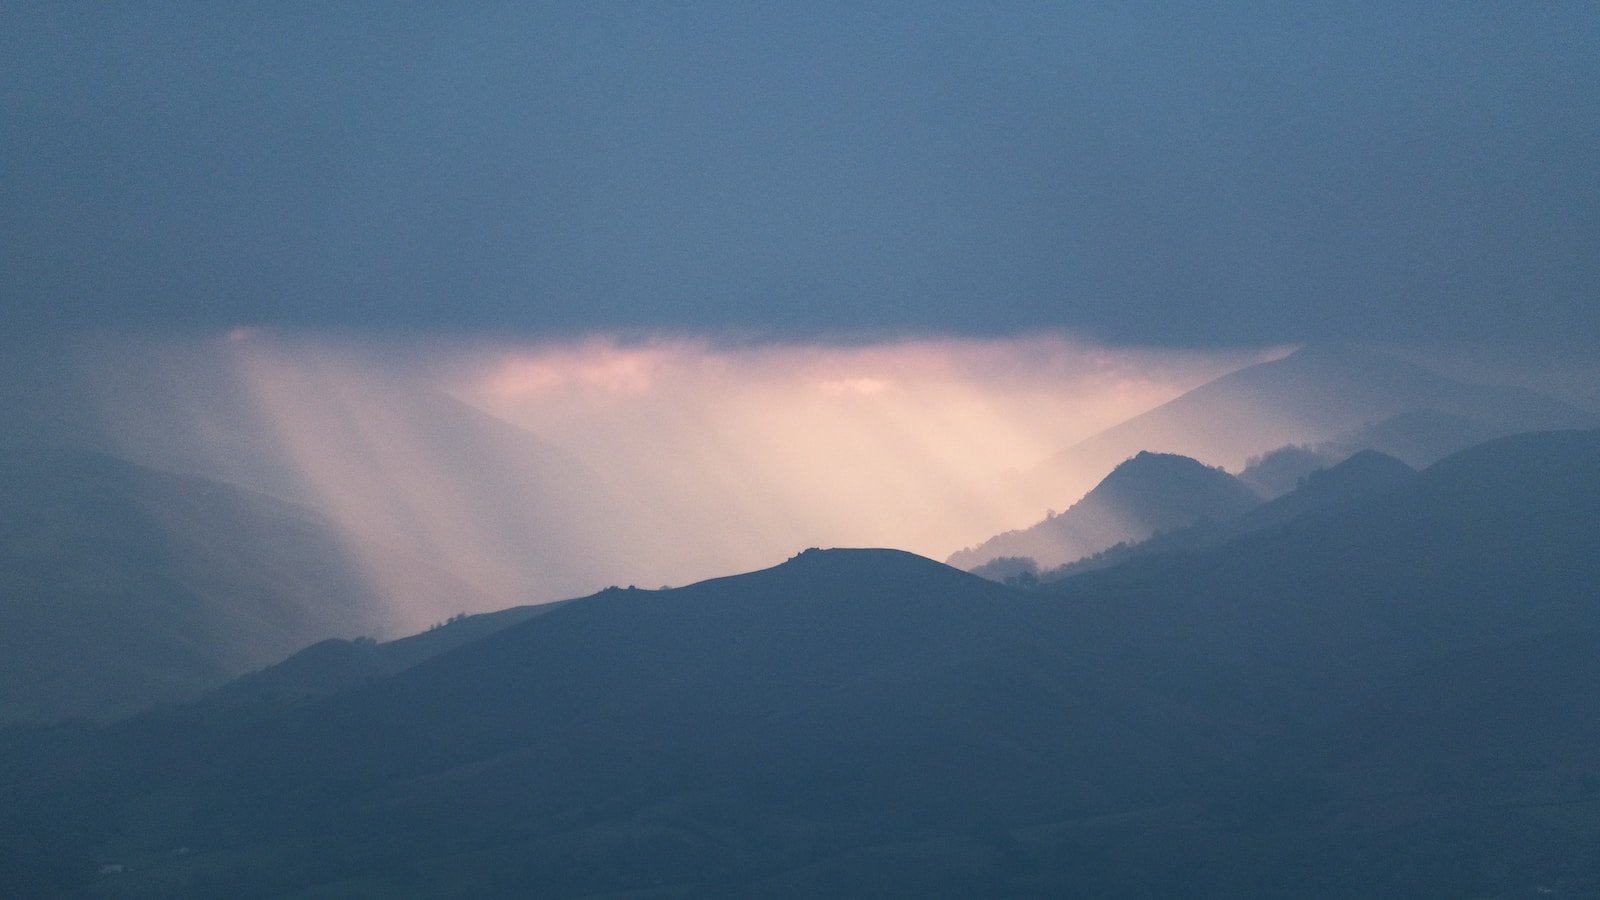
xmin=4 ymin=3 xmax=1598 ymax=630
xmin=11 ymin=329 xmax=1267 ymax=623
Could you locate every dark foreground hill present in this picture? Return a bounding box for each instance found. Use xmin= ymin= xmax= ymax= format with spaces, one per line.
xmin=950 ymin=450 xmax=1260 ymax=571
xmin=3 ymin=431 xmax=1599 ymax=898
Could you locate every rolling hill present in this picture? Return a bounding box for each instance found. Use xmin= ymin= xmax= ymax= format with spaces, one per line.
xmin=2 ymin=430 xmax=1598 ymax=898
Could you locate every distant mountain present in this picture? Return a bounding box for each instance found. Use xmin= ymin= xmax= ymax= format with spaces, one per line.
xmin=1326 ymin=406 xmax=1506 ymax=468
xmin=949 ymin=450 xmax=1260 ymax=571
xmin=1047 ymin=448 xmax=1417 ymax=579
xmin=4 ymin=431 xmax=1598 ymax=898
xmin=1236 ymin=443 xmax=1344 ymax=498
xmin=0 ymin=448 xmax=489 ymax=723
xmin=1223 ymin=448 xmax=1417 ymax=537
xmin=1026 ymin=344 xmax=1592 ymax=507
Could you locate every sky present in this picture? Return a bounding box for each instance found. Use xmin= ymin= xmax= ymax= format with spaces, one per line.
xmin=5 ymin=2 xmax=1599 ymax=349
xmin=3 ymin=3 xmax=1599 ymax=622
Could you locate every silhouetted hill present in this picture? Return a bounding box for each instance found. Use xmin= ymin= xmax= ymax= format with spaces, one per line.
xmin=202 ymin=600 xmax=567 ymax=710
xmin=4 ymin=432 xmax=1599 ymax=898
xmin=950 ymin=451 xmax=1259 ymax=571
xmin=0 ymin=448 xmax=488 ymax=723
xmin=1041 ymin=430 xmax=1600 ymax=724
xmin=208 ymin=548 xmax=1222 ymax=838
xmin=0 ymin=550 xmax=1234 ymax=897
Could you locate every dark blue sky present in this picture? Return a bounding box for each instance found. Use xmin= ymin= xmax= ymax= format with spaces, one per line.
xmin=5 ymin=2 xmax=1598 ymax=347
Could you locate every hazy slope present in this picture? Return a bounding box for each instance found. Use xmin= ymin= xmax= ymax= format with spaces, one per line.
xmin=0 ymin=448 xmax=487 ymax=723
xmin=1027 ymin=345 xmax=1590 ymax=505
xmin=950 ymin=450 xmax=1260 ymax=571
xmin=1236 ymin=443 xmax=1346 ymax=498
xmin=1047 ymin=448 xmax=1417 ymax=579
xmin=0 ymin=334 xmax=789 ymax=605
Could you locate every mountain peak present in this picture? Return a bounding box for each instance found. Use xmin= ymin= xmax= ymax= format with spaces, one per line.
xmin=771 ymin=546 xmax=974 ymax=586
xmin=951 ymin=451 xmax=1259 ymax=572
xmin=1328 ymin=448 xmax=1417 ymax=479
xmin=1094 ymin=451 xmax=1246 ymax=502
xmin=1109 ymin=450 xmax=1218 ymax=477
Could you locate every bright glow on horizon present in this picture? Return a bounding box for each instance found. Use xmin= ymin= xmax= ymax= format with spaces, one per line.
xmin=442 ymin=333 xmax=1282 ymax=558
xmin=453 ymin=332 xmax=1274 ymax=475
xmin=69 ymin=329 xmax=1284 ymax=631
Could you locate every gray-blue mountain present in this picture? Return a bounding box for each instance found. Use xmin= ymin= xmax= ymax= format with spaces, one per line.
xmin=2 ymin=429 xmax=1596 ymax=897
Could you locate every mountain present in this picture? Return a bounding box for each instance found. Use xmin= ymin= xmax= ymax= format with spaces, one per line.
xmin=3 ymin=431 xmax=1598 ymax=898
xmin=949 ymin=450 xmax=1260 ymax=571
xmin=1038 ymin=430 xmax=1600 ymax=739
xmin=203 ymin=600 xmax=567 ymax=709
xmin=0 ymin=549 xmax=1234 ymax=898
xmin=1237 ymin=409 xmax=1513 ymax=500
xmin=1326 ymin=406 xmax=1506 ymax=468
xmin=0 ymin=447 xmax=489 ymax=724
xmin=1047 ymin=448 xmax=1417 ymax=579
xmin=1227 ymin=448 xmax=1417 ymax=533
xmin=1236 ymin=443 xmax=1345 ymax=498
xmin=1025 ymin=344 xmax=1592 ymax=507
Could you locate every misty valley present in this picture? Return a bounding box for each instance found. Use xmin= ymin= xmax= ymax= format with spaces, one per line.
xmin=1 ymin=342 xmax=1598 ymax=898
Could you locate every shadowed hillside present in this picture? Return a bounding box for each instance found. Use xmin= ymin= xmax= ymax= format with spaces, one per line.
xmin=204 ymin=600 xmax=568 ymax=709
xmin=0 ymin=448 xmax=488 ymax=723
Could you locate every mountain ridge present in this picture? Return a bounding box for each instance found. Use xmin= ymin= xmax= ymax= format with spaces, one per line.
xmin=951 ymin=450 xmax=1259 ymax=571
xmin=1023 ymin=344 xmax=1592 ymax=508
xmin=4 ymin=430 xmax=1599 ymax=897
